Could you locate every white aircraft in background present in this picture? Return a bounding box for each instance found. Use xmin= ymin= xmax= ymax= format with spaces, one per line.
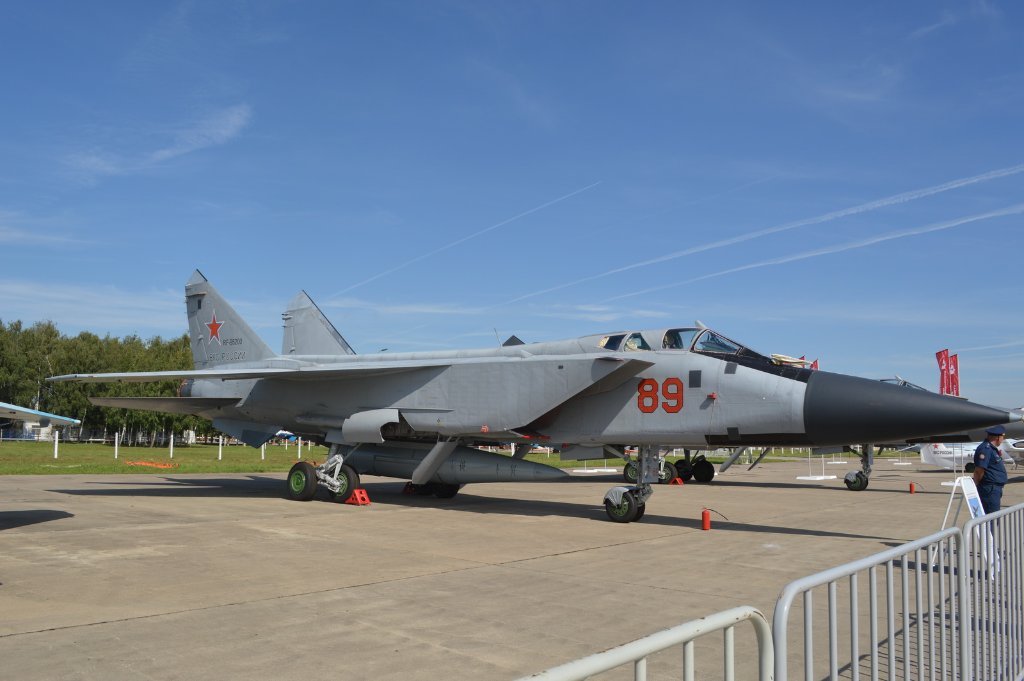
xmin=920 ymin=439 xmax=1022 ymax=472
xmin=0 ymin=401 xmax=81 ymax=431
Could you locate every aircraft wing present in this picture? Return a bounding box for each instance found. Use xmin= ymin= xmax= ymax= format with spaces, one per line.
xmin=46 ymin=360 xmax=454 ymax=383
xmin=47 ymin=354 xmax=634 ymax=384
xmin=0 ymin=401 xmax=81 ymax=426
xmin=88 ymin=397 xmax=239 ymax=415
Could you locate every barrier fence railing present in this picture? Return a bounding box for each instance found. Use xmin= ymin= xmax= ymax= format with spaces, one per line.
xmin=517 ymin=502 xmax=1024 ymax=681
xmin=772 ymin=527 xmax=968 ymax=681
xmin=963 ymin=504 xmax=1024 ymax=681
xmin=515 ymin=606 xmax=773 ymax=681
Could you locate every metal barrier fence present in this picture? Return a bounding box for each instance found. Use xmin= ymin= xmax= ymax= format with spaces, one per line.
xmin=516 ymin=606 xmax=772 ymax=681
xmin=519 ymin=503 xmax=1024 ymax=681
xmin=963 ymin=505 xmax=1024 ymax=681
xmin=772 ymin=527 xmax=969 ymax=681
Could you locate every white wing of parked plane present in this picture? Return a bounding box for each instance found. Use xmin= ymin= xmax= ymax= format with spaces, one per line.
xmin=0 ymin=401 xmax=81 ymax=426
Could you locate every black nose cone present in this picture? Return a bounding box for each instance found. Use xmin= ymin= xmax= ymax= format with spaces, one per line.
xmin=804 ymin=371 xmax=1015 ymax=446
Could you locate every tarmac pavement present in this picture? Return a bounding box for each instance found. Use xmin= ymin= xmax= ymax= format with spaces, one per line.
xmin=1 ymin=458 xmax=1020 ymax=680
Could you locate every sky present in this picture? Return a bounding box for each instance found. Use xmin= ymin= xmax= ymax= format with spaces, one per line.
xmin=2 ymin=1 xmax=1023 ymax=406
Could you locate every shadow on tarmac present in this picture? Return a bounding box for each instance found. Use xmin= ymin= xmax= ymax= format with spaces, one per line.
xmin=0 ymin=509 xmax=74 ymax=531
xmin=46 ymin=475 xmax=902 ymax=541
xmin=49 ymin=476 xmax=282 ymax=498
xmin=357 ymin=483 xmax=902 ymax=541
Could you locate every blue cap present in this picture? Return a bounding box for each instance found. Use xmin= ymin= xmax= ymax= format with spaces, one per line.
xmin=986 ymin=425 xmax=1006 ymax=436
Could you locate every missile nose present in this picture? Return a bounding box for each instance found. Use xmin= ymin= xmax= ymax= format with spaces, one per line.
xmin=803 ymin=371 xmax=1014 ymax=446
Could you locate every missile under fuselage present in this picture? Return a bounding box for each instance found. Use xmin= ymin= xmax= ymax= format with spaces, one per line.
xmin=345 ymin=442 xmax=567 ymax=484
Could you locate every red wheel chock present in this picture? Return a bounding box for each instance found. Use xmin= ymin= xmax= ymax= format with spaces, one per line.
xmin=345 ymin=488 xmax=371 ymax=505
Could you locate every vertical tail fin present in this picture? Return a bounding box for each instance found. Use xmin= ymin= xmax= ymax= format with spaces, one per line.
xmin=281 ymin=291 xmax=356 ymax=356
xmin=185 ymin=270 xmax=275 ymax=369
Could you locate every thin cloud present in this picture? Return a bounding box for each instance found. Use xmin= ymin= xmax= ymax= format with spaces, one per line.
xmin=330 ymin=181 xmax=601 ymax=297
xmin=607 ymin=204 xmax=1024 ymax=301
xmin=324 ymin=297 xmax=482 ymax=316
xmin=908 ymin=11 xmax=958 ymax=39
xmin=0 ymin=279 xmax=182 ymax=335
xmin=0 ymin=210 xmax=86 ymax=246
xmin=64 ymin=104 xmax=252 ymax=182
xmin=150 ymin=104 xmax=251 ymax=163
xmin=501 ymin=162 xmax=1024 ymax=305
xmin=539 ymin=306 xmax=669 ymax=324
xmin=955 ymin=340 xmax=1024 ymax=353
xmin=0 ymin=226 xmax=81 ymax=246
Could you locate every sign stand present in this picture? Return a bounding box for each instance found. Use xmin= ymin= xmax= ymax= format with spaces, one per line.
xmin=796 ymin=452 xmax=836 ymax=481
xmin=933 ymin=476 xmax=998 ymax=572
xmin=939 ymin=476 xmax=985 ymax=531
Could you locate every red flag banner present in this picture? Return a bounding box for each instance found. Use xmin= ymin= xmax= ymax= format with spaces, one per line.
xmin=949 ymin=354 xmax=960 ymax=397
xmin=810 ymin=359 xmax=819 ymax=370
xmin=936 ymin=349 xmax=950 ymax=395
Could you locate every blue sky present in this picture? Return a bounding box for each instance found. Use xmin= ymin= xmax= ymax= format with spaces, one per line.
xmin=2 ymin=1 xmax=1023 ymax=406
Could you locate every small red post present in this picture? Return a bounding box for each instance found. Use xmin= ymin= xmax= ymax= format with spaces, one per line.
xmin=701 ymin=508 xmax=711 ymax=531
xmin=909 ymin=482 xmax=916 ymax=494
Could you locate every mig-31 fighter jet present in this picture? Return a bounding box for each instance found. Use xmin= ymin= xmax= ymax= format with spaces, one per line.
xmin=48 ymin=271 xmax=1020 ymax=522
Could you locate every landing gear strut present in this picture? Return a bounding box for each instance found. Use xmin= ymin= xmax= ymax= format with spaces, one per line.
xmin=844 ymin=444 xmax=873 ymax=491
xmin=604 ymin=445 xmax=658 ymax=522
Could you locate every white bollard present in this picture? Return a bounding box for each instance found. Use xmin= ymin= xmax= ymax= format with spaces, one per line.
xmin=170 ymin=432 xmax=174 ymax=459
xmin=53 ymin=430 xmax=59 ymax=459
xmin=218 ymin=435 xmax=223 ymax=461
xmin=261 ymin=443 xmax=265 ymax=461
xmin=114 ymin=431 xmax=119 ymax=459
xmin=298 ymin=437 xmax=302 ymax=460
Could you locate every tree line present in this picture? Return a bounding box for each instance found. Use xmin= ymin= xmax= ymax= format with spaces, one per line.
xmin=0 ymin=320 xmax=213 ymax=445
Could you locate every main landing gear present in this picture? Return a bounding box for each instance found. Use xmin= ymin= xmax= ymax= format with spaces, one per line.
xmin=843 ymin=444 xmax=874 ymax=491
xmin=286 ymin=444 xmax=360 ymax=502
xmin=623 ymin=456 xmax=680 ymax=485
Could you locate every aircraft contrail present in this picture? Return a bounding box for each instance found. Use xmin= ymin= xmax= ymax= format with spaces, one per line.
xmin=502 ymin=162 xmax=1024 ymax=305
xmin=331 ymin=181 xmax=601 ymax=297
xmin=955 ymin=341 xmax=1024 ymax=352
xmin=605 ymin=203 xmax=1024 ymax=301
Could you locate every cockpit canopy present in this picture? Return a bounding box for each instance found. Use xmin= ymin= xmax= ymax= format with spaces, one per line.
xmin=597 ymin=327 xmax=764 ymax=360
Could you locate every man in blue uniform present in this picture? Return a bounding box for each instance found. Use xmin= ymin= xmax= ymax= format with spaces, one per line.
xmin=973 ymin=425 xmax=1009 ymax=513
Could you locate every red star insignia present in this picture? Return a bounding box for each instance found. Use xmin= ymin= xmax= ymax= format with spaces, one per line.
xmin=206 ymin=312 xmax=224 ymax=343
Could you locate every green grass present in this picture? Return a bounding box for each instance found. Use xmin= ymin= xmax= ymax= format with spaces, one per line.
xmin=0 ymin=440 xmax=631 ymax=475
xmin=0 ymin=440 xmax=330 ymax=475
xmin=0 ymin=440 xmax=888 ymax=476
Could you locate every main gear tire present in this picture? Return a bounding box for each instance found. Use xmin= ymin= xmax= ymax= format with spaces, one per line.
xmin=658 ymin=462 xmax=678 ymax=484
xmin=692 ymin=458 xmax=715 ymax=483
xmin=623 ymin=461 xmax=639 ymax=483
xmin=674 ymin=461 xmax=693 ymax=481
xmin=286 ymin=461 xmax=318 ymax=501
xmin=327 ymin=464 xmax=360 ymax=503
xmin=432 ymin=483 xmax=461 ymax=499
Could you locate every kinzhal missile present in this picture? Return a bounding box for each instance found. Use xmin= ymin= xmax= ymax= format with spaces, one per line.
xmin=346 ymin=442 xmax=568 ymax=484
